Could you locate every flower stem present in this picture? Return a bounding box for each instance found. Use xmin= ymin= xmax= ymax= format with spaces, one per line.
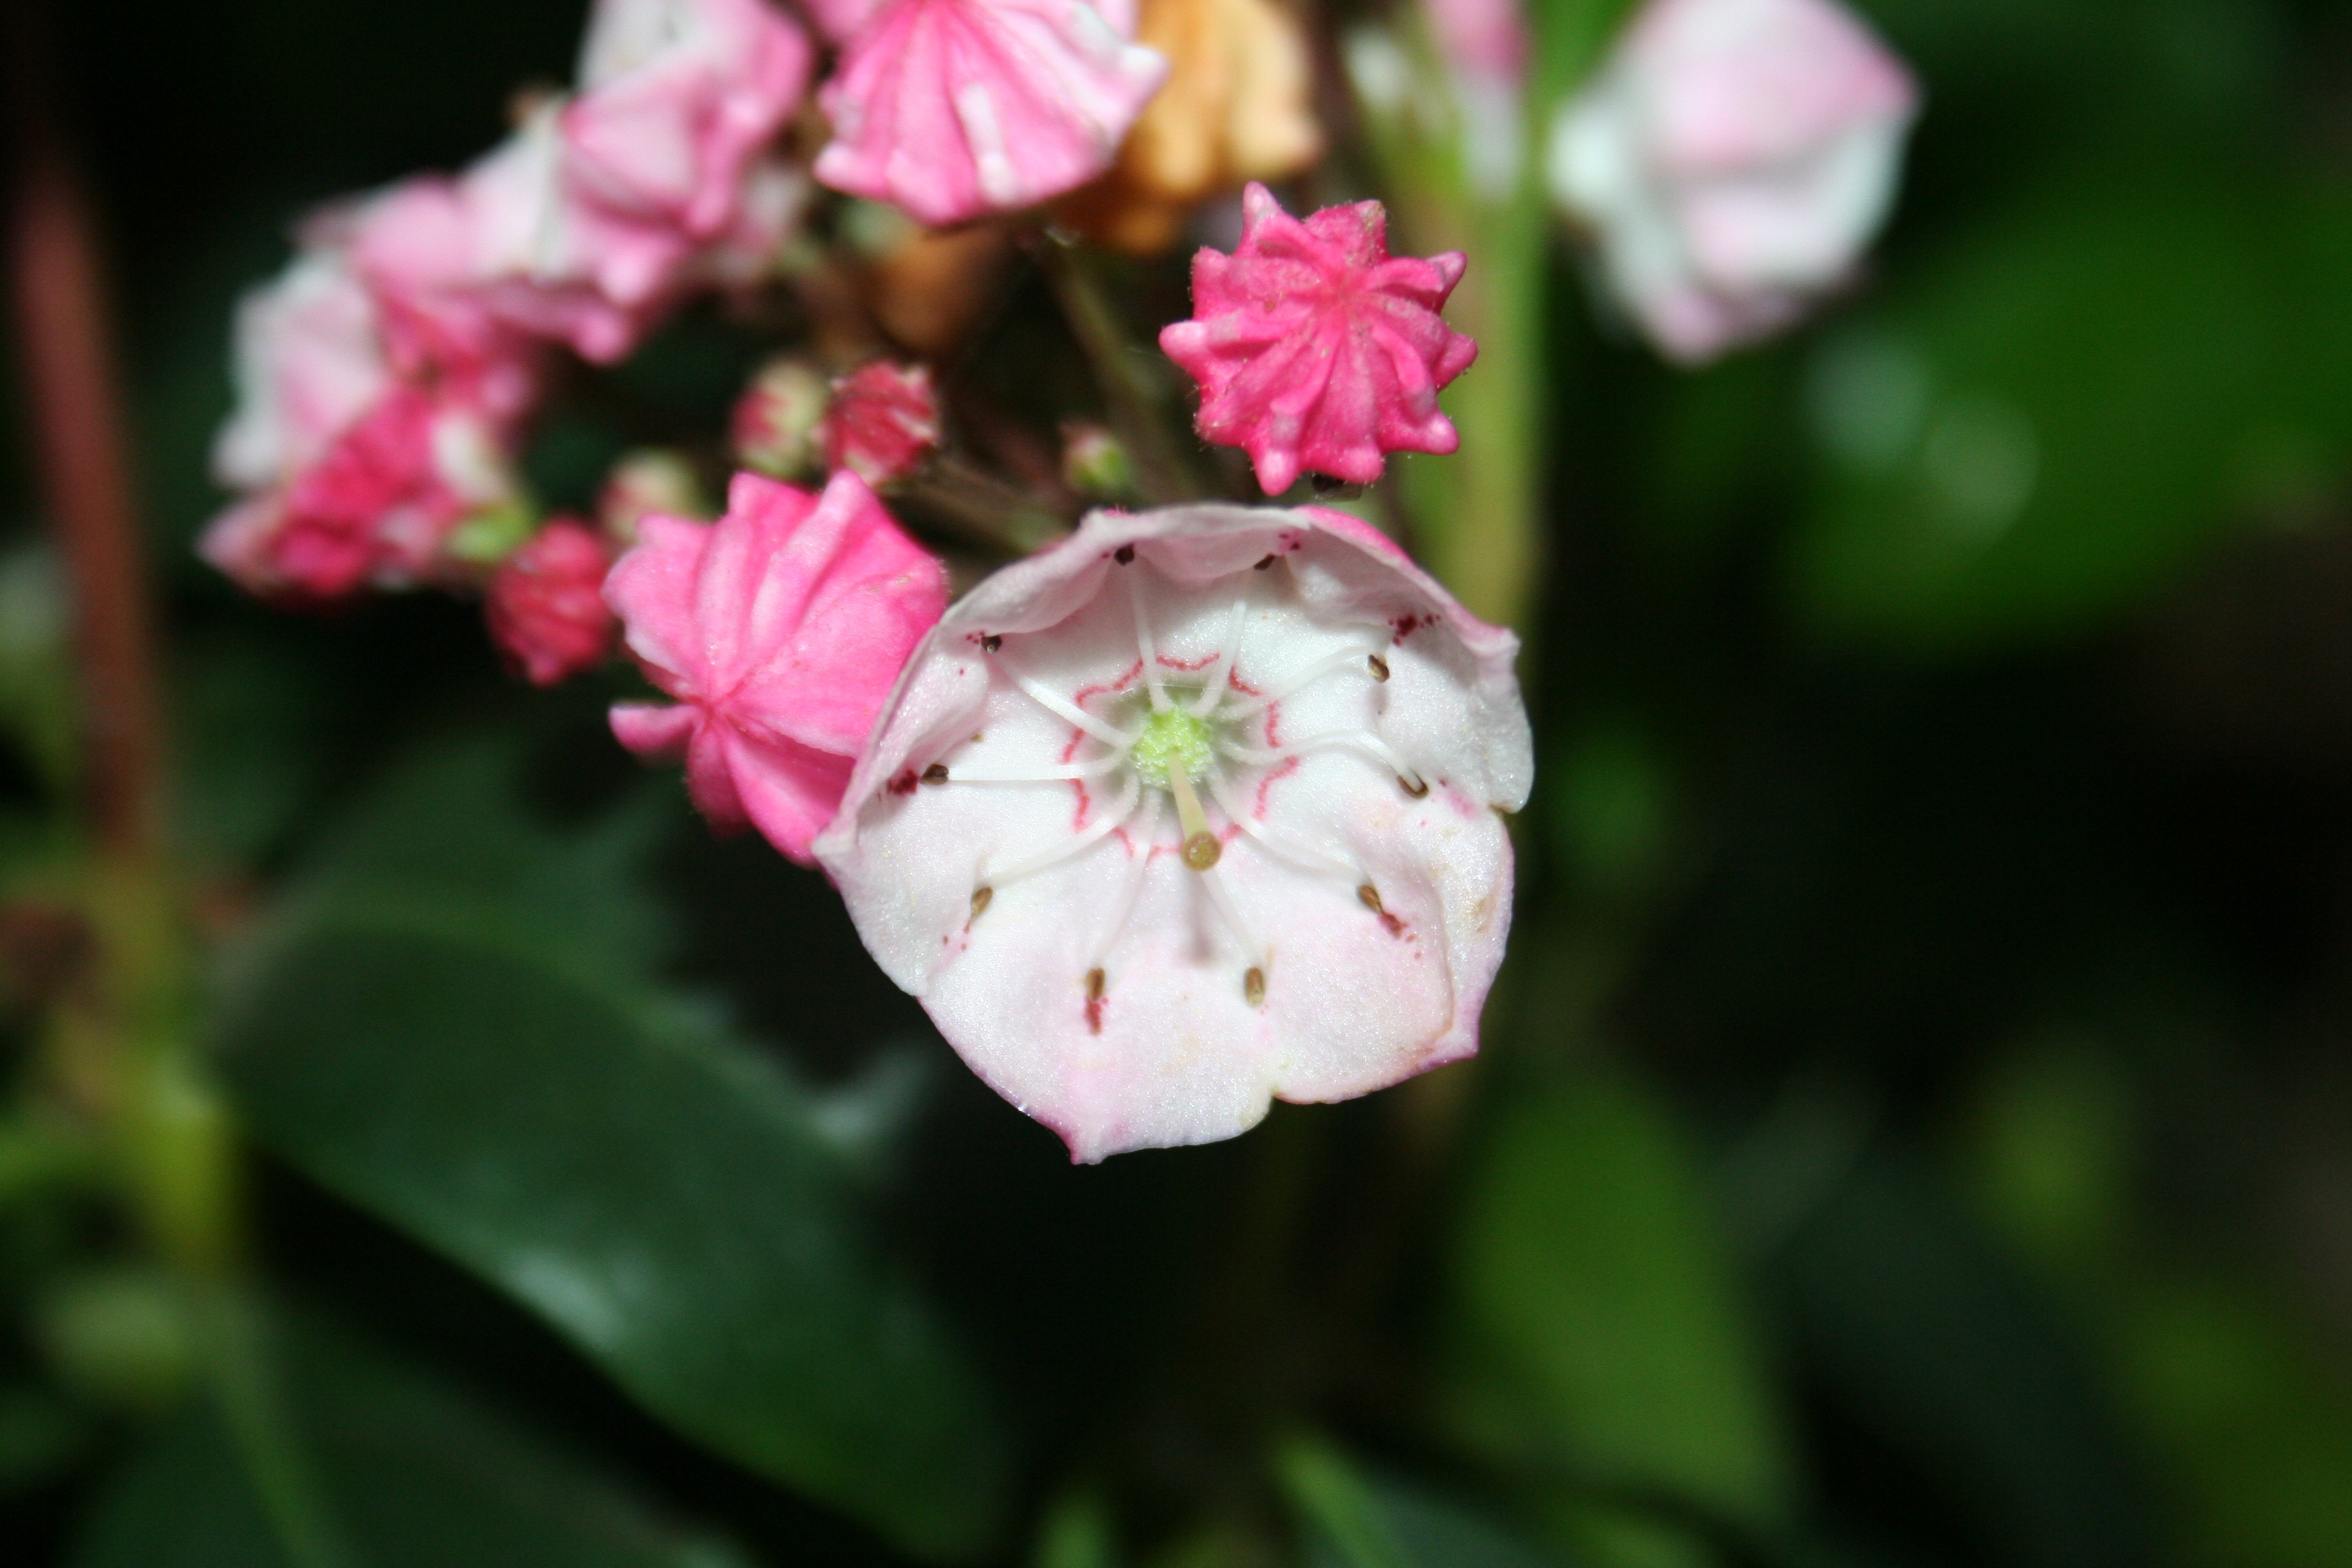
xmin=1034 ymin=235 xmax=1214 ymax=506
xmin=5 ymin=6 xmax=169 ymax=858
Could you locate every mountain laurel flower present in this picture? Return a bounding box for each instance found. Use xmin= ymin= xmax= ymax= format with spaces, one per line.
xmin=813 ymin=504 xmax=1533 ymax=1162
xmin=1159 ymin=184 xmax=1478 ymax=495
xmin=605 ymin=470 xmax=949 ymax=862
xmin=1058 ymin=0 xmax=1323 ymax=255
xmin=813 ymin=0 xmax=1169 ymax=227
xmin=211 ymin=250 xmax=398 ymax=498
xmin=563 ymin=0 xmax=813 ymax=240
xmin=1548 ymin=0 xmax=1919 ymax=363
xmin=201 ymin=387 xmax=521 ymax=600
xmin=487 ymin=519 xmax=619 ymax=685
xmin=821 ymin=361 xmax=943 ymax=486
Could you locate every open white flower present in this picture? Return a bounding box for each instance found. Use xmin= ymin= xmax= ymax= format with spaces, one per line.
xmin=814 ymin=504 xmax=1532 ymax=1162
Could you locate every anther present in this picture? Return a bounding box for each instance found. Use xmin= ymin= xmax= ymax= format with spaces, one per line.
xmin=981 ymin=634 xmax=1002 ymax=653
xmin=970 ymin=886 xmax=993 ymax=918
xmin=1357 ymin=883 xmax=1383 ymax=913
xmin=1244 ymin=966 xmax=1266 ymax=1007
xmin=921 ymin=762 xmax=949 ymax=784
xmin=1254 ymin=554 xmax=1277 ymax=570
xmin=1367 ymin=654 xmax=1390 ymax=682
xmin=1086 ymin=967 xmax=1105 ymax=1000
xmin=1114 ymin=544 xmax=1136 ymax=564
xmin=1183 ymin=832 xmax=1222 ymax=870
xmin=1399 ymin=773 xmax=1428 ymax=798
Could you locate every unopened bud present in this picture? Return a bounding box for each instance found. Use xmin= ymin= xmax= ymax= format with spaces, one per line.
xmin=731 ymin=358 xmax=831 ymax=481
xmin=487 ymin=519 xmax=617 ymax=687
xmin=821 ymin=361 xmax=941 ymax=487
xmin=598 ymin=448 xmax=709 ymax=544
xmin=1061 ymin=423 xmax=1137 ymax=500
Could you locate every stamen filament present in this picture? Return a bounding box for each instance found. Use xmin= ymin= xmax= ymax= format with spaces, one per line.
xmin=1203 ymin=771 xmax=1361 ymax=881
xmin=1197 ymin=860 xmax=1262 ymax=971
xmin=984 ymin=774 xmax=1142 ymax=885
xmin=947 ymin=753 xmax=1124 ymax=783
xmin=1190 ymin=600 xmax=1252 ymax=719
xmin=1090 ymin=794 xmax=1163 ymax=968
xmin=1001 ymin=658 xmax=1138 ymax=747
xmin=1130 ymin=574 xmax=1171 ymax=711
xmin=1220 ymin=728 xmax=1424 ymax=790
xmin=1222 ymin=633 xmax=1390 ymax=717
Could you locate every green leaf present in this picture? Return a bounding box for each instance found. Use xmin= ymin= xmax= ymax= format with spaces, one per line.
xmin=1442 ymin=1075 xmax=1795 ymax=1534
xmin=210 ymin=744 xmax=1006 ymax=1559
xmin=1787 ymin=174 xmax=2352 ymax=653
xmin=1769 ymin=1158 xmax=2148 ymax=1568
xmin=1279 ymin=1435 xmax=1566 ymax=1568
xmin=70 ymin=1309 xmax=747 ymax=1568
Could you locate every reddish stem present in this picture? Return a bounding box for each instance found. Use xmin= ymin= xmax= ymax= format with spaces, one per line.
xmin=7 ymin=5 xmax=168 ymax=858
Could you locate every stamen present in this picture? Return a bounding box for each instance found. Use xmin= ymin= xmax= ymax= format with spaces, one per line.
xmin=1129 ymin=572 xmax=1171 ymax=711
xmin=921 ymin=763 xmax=949 ymax=784
xmin=1090 ymin=794 xmax=1162 ymax=968
xmin=970 ymin=886 xmax=993 ymax=919
xmin=946 ymin=753 xmax=1124 ymax=783
xmin=1000 ymin=657 xmax=1138 ymax=747
xmin=1218 ymin=728 xmax=1426 ymax=795
xmin=1244 ymin=966 xmax=1266 ymax=1006
xmin=1222 ymin=634 xmax=1390 ymax=717
xmin=1357 ymin=884 xmax=1383 ymax=913
xmin=982 ymin=773 xmax=1142 ymax=885
xmin=1166 ymin=762 xmax=1220 ymax=870
xmin=1086 ymin=968 xmax=1105 ymax=999
xmin=1190 ymin=600 xmax=1252 ymax=719
xmin=1367 ymin=654 xmax=1390 ymax=682
xmin=1203 ymin=771 xmax=1360 ymax=881
xmin=1196 ymin=860 xmax=1262 ymax=971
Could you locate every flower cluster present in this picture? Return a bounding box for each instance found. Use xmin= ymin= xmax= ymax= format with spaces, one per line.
xmin=201 ymin=0 xmax=1923 ymax=1156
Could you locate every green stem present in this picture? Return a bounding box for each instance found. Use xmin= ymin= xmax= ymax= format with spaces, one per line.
xmin=1035 ymin=237 xmax=1213 ymax=505
xmin=199 ymin=1283 xmax=359 ymax=1568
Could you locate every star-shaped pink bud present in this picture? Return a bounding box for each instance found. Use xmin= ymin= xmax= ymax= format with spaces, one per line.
xmin=813 ymin=504 xmax=1533 ymax=1162
xmin=1158 ymin=184 xmax=1480 ymax=496
xmin=813 ymin=0 xmax=1168 ymax=227
xmin=604 ymin=470 xmax=949 ymax=863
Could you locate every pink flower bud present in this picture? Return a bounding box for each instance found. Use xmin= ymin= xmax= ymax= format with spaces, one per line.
xmin=202 ymin=385 xmax=521 ymax=601
xmin=1548 ymin=0 xmax=1919 ymax=363
xmin=487 ymin=520 xmax=619 ymax=685
xmin=1158 ymin=183 xmax=1479 ymax=496
xmin=563 ymin=0 xmax=813 ymax=240
xmin=598 ymin=449 xmax=711 ymax=544
xmin=605 ymin=471 xmax=948 ymax=863
xmin=813 ymin=504 xmax=1533 ymax=1162
xmin=732 ymin=356 xmax=832 ymax=480
xmin=813 ymin=0 xmax=1169 ymax=227
xmin=820 ymin=361 xmax=941 ymax=486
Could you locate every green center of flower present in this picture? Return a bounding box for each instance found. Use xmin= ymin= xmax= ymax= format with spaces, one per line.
xmin=1126 ymin=703 xmax=1215 ymax=789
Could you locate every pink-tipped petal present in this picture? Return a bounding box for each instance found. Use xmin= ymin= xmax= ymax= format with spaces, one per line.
xmin=1158 ymin=184 xmax=1477 ymax=496
xmin=813 ymin=0 xmax=1169 ymax=227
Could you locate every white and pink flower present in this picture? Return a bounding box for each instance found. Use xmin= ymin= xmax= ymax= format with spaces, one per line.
xmin=1548 ymin=0 xmax=1920 ymax=363
xmin=813 ymin=503 xmax=1532 ymax=1162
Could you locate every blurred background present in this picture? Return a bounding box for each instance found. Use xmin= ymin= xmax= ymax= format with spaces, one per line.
xmin=5 ymin=0 xmax=2352 ymax=1565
